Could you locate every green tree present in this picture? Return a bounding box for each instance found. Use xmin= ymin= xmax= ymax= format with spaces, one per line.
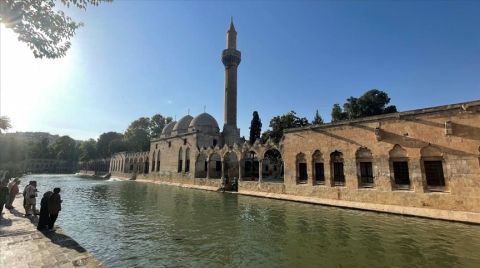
xmin=312 ymin=110 xmax=324 ymax=125
xmin=124 ymin=117 xmax=151 ymax=152
xmin=150 ymin=114 xmax=173 ymax=138
xmin=355 ymin=89 xmax=397 ymax=117
xmin=50 ymin=135 xmax=78 ymax=161
xmin=108 ymin=139 xmax=127 ymax=154
xmin=79 ymin=139 xmax=98 ymax=161
xmin=29 ymin=138 xmax=53 ymax=159
xmin=249 ymin=111 xmax=262 ymax=144
xmin=97 ymin=131 xmax=123 ymax=158
xmin=0 ymin=116 xmax=11 ymax=133
xmin=0 ymin=0 xmax=111 ymax=59
xmin=262 ymin=111 xmax=310 ymax=143
xmin=331 ymin=104 xmax=347 ymax=122
xmin=331 ymin=89 xmax=397 ymax=122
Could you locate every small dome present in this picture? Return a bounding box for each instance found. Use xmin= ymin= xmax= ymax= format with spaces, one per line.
xmin=172 ymin=115 xmax=193 ymax=135
xmin=189 ymin=113 xmax=219 ymax=134
xmin=161 ymin=121 xmax=177 ymax=137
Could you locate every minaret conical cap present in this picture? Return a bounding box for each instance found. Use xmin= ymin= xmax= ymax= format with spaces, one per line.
xmin=228 ymin=17 xmax=236 ymax=32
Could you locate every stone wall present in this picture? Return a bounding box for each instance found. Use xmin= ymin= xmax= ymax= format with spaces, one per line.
xmin=282 ymin=101 xmax=480 ymax=213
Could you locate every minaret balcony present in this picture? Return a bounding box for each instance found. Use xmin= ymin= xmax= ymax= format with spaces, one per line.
xmin=222 ymin=49 xmax=241 ymax=66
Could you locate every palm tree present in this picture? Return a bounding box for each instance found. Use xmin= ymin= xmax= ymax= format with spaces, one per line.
xmin=0 ymin=116 xmax=11 ymax=133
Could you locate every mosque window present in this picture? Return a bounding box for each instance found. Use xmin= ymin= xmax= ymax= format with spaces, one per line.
xmin=393 ymin=161 xmax=410 ymax=186
xmin=356 ymin=147 xmax=374 ymax=188
xmin=389 ymin=145 xmax=410 ymax=189
xmin=296 ymin=153 xmax=307 ymax=183
xmin=312 ymin=150 xmax=324 ymax=184
xmin=420 ymin=145 xmax=446 ymax=191
xmin=331 ymin=151 xmax=345 ymax=186
xmin=424 ymin=161 xmax=445 ymax=188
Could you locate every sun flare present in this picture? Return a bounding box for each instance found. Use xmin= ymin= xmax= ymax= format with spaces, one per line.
xmin=0 ymin=24 xmax=74 ymax=132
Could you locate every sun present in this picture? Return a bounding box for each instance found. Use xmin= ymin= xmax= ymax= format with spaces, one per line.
xmin=0 ymin=23 xmax=74 ymax=132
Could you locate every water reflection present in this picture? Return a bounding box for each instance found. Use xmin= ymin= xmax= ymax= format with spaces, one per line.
xmin=27 ymin=175 xmax=480 ymax=268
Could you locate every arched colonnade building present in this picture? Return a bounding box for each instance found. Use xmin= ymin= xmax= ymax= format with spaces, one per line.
xmin=107 ymin=20 xmax=480 ymax=223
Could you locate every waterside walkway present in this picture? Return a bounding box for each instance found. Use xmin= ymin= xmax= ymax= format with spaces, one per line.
xmin=0 ymin=195 xmax=103 ymax=268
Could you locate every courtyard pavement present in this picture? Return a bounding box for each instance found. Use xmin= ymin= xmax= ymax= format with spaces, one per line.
xmin=0 ymin=195 xmax=103 ymax=268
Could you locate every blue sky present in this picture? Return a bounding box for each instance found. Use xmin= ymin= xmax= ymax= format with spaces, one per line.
xmin=1 ymin=0 xmax=479 ymax=140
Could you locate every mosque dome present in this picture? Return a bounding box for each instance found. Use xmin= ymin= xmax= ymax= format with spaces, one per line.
xmin=172 ymin=115 xmax=194 ymax=135
xmin=189 ymin=113 xmax=220 ymax=134
xmin=161 ymin=121 xmax=177 ymax=137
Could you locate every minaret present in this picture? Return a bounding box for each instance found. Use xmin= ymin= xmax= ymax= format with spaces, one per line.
xmin=222 ymin=18 xmax=241 ymax=145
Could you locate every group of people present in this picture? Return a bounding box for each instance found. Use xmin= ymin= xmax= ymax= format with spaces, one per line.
xmin=0 ymin=171 xmax=20 ymax=217
xmin=0 ymin=171 xmax=62 ymax=231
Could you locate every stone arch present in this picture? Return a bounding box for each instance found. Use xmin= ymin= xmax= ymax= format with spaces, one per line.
xmin=263 ymin=148 xmax=283 ymax=182
xmin=330 ymin=151 xmax=345 ymax=186
xmin=389 ymin=145 xmax=410 ymax=188
xmin=156 ymin=150 xmax=161 ymax=172
xmin=296 ymin=152 xmax=308 ymax=183
xmin=195 ymin=152 xmax=208 ymax=178
xmin=185 ymin=147 xmax=191 ymax=173
xmin=151 ymin=151 xmax=156 ymax=172
xmin=178 ymin=148 xmax=183 ymax=173
xmin=224 ymin=151 xmax=239 ymax=179
xmin=312 ymin=150 xmax=325 ymax=184
xmin=144 ymin=157 xmax=149 ymax=174
xmin=208 ymin=152 xmax=222 ymax=179
xmin=356 ymin=147 xmax=374 ymax=187
xmin=243 ymin=150 xmax=259 ymax=180
xmin=420 ymin=145 xmax=446 ymax=190
xmin=138 ymin=157 xmax=144 ymax=173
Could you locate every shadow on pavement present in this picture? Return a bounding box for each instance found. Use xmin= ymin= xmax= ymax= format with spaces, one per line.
xmin=41 ymin=230 xmax=88 ymax=253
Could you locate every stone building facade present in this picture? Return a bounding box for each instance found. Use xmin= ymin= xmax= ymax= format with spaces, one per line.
xmin=108 ymin=21 xmax=480 ymax=223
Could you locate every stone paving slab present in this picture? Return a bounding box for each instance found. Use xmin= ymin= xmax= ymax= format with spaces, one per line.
xmin=0 ymin=195 xmax=103 ymax=268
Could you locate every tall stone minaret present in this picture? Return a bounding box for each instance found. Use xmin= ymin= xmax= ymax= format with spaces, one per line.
xmin=222 ymin=18 xmax=241 ymax=145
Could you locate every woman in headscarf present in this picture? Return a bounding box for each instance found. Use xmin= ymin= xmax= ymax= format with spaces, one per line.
xmin=37 ymin=191 xmax=52 ymax=230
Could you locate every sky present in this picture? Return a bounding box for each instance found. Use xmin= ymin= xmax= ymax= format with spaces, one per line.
xmin=1 ymin=0 xmax=479 ymax=140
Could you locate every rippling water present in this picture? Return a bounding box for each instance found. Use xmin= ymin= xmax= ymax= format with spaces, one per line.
xmin=26 ymin=174 xmax=480 ymax=267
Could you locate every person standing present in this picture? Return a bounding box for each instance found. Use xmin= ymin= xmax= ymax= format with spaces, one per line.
xmin=37 ymin=191 xmax=52 ymax=230
xmin=23 ymin=181 xmax=37 ymax=216
xmin=6 ymin=178 xmax=20 ymax=209
xmin=48 ymin=188 xmax=62 ymax=230
xmin=0 ymin=179 xmax=9 ymax=218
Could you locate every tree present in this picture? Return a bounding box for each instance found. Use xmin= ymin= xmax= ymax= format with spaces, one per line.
xmin=331 ymin=89 xmax=397 ymax=122
xmin=331 ymin=104 xmax=347 ymax=122
xmin=97 ymin=132 xmax=123 ymax=158
xmin=150 ymin=114 xmax=173 ymax=138
xmin=312 ymin=110 xmax=324 ymax=125
xmin=79 ymin=139 xmax=98 ymax=161
xmin=0 ymin=0 xmax=111 ymax=59
xmin=262 ymin=111 xmax=310 ymax=143
xmin=29 ymin=138 xmax=53 ymax=159
xmin=0 ymin=116 xmax=11 ymax=133
xmin=249 ymin=111 xmax=262 ymax=144
xmin=108 ymin=139 xmax=127 ymax=154
xmin=50 ymin=135 xmax=78 ymax=161
xmin=124 ymin=117 xmax=151 ymax=152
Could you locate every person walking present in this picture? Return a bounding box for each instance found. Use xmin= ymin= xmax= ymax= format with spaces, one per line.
xmin=37 ymin=191 xmax=52 ymax=231
xmin=6 ymin=178 xmax=20 ymax=209
xmin=48 ymin=188 xmax=62 ymax=230
xmin=23 ymin=181 xmax=38 ymax=216
xmin=0 ymin=179 xmax=9 ymax=218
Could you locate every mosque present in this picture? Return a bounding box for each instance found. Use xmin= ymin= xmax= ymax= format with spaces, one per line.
xmin=106 ymin=21 xmax=480 ymax=224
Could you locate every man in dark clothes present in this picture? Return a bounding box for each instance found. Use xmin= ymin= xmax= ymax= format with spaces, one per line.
xmin=37 ymin=191 xmax=52 ymax=230
xmin=48 ymin=188 xmax=62 ymax=230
